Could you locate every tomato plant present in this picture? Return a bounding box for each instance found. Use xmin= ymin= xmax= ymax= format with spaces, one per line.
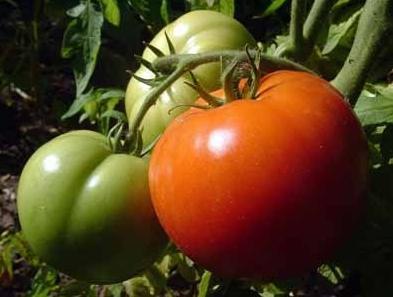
xmin=125 ymin=10 xmax=256 ymax=146
xmin=17 ymin=130 xmax=168 ymax=283
xmin=149 ymin=70 xmax=369 ymax=280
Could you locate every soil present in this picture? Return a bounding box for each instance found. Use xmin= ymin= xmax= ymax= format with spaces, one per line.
xmin=0 ymin=64 xmax=74 ymax=296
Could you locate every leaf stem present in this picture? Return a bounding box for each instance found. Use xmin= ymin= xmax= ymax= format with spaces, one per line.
xmin=331 ymin=0 xmax=393 ymax=105
xmin=303 ymin=0 xmax=336 ymax=58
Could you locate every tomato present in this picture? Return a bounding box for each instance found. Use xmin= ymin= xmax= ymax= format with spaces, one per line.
xmin=17 ymin=130 xmax=168 ymax=283
xmin=149 ymin=71 xmax=369 ymax=280
xmin=125 ymin=10 xmax=255 ymax=146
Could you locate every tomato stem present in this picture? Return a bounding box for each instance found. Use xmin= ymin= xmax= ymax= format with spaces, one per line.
xmin=127 ymin=50 xmax=314 ymax=152
xmin=127 ymin=64 xmax=186 ymax=153
xmin=222 ymin=58 xmax=240 ymax=102
xmin=153 ymin=50 xmax=314 ymax=75
xmin=302 ymin=0 xmax=336 ymax=60
xmin=331 ymin=0 xmax=393 ymax=106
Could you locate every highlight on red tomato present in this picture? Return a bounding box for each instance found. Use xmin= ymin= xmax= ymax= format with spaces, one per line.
xmin=17 ymin=130 xmax=168 ymax=284
xmin=149 ymin=70 xmax=369 ymax=280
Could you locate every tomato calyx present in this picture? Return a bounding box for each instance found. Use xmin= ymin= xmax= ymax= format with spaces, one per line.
xmin=128 ymin=35 xmax=178 ymax=90
xmin=126 ymin=47 xmax=313 ymax=155
xmin=107 ymin=122 xmax=124 ymax=153
xmin=106 ymin=120 xmax=158 ymax=157
xmin=180 ymin=49 xmax=264 ymax=109
xmin=185 ymin=72 xmax=225 ymax=107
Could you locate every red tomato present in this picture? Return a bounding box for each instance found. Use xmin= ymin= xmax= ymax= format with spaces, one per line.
xmin=149 ymin=70 xmax=369 ymax=280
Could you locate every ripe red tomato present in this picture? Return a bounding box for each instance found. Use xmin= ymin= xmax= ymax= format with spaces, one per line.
xmin=149 ymin=71 xmax=369 ymax=280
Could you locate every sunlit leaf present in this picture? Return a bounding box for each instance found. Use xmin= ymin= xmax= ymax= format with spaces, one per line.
xmin=187 ymin=0 xmax=235 ymax=17
xmin=66 ymin=3 xmax=86 ymax=17
xmin=258 ymin=0 xmax=288 ymax=18
xmin=124 ymin=276 xmax=153 ymax=297
xmin=355 ymin=84 xmax=393 ymax=126
xmin=27 ymin=266 xmax=58 ymax=297
xmin=61 ymin=89 xmax=95 ymax=119
xmin=160 ymin=0 xmax=170 ymax=24
xmin=322 ymin=9 xmax=361 ymax=55
xmin=106 ymin=283 xmax=125 ymax=297
xmin=61 ymin=0 xmax=104 ymax=97
xmin=318 ymin=264 xmax=344 ymax=285
xmin=128 ymin=0 xmax=167 ymax=31
xmin=100 ymin=110 xmax=127 ymax=122
xmin=197 ymin=271 xmax=212 ymax=297
xmin=100 ymin=0 xmax=121 ymax=26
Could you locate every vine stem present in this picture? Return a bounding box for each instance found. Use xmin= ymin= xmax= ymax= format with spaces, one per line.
xmin=302 ymin=0 xmax=336 ymax=59
xmin=127 ymin=50 xmax=313 ymax=150
xmin=288 ymin=0 xmax=306 ymax=60
xmin=331 ymin=0 xmax=393 ymax=106
xmin=30 ymin=0 xmax=43 ymax=104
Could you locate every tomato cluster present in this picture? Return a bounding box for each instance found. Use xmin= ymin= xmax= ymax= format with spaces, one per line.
xmin=17 ymin=11 xmax=368 ymax=284
xmin=17 ymin=10 xmax=255 ymax=283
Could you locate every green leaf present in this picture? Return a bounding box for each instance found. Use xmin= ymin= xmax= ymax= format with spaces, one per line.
xmin=219 ymin=0 xmax=235 ymax=17
xmin=318 ymin=264 xmax=344 ymax=285
xmin=61 ymin=0 xmax=104 ymax=97
xmin=160 ymin=0 xmax=170 ymax=24
xmin=187 ymin=0 xmax=235 ymax=17
xmin=10 ymin=232 xmax=39 ymax=266
xmin=100 ymin=0 xmax=121 ymax=26
xmin=106 ymin=283 xmax=125 ymax=297
xmin=124 ymin=276 xmax=152 ymax=297
xmin=355 ymin=84 xmax=393 ymax=126
xmin=79 ymin=112 xmax=90 ymax=123
xmin=169 ymin=253 xmax=198 ymax=283
xmin=332 ymin=0 xmax=357 ymax=10
xmin=322 ymin=8 xmax=361 ymax=55
xmin=66 ymin=3 xmax=87 ymax=17
xmin=96 ymin=88 xmax=125 ymax=102
xmin=144 ymin=265 xmax=167 ymax=293
xmin=62 ymin=88 xmax=124 ymax=120
xmin=197 ymin=271 xmax=212 ymax=297
xmin=27 ymin=266 xmax=58 ymax=297
xmin=128 ymin=0 xmax=167 ymax=31
xmin=258 ymin=0 xmax=288 ymax=18
xmin=261 ymin=283 xmax=286 ymax=296
xmin=62 ymin=89 xmax=95 ymax=119
xmin=0 ymin=244 xmax=14 ymax=279
xmin=100 ymin=110 xmax=127 ymax=122
xmin=57 ymin=280 xmax=93 ymax=296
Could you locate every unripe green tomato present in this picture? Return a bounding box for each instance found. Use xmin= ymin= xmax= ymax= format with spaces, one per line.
xmin=17 ymin=130 xmax=168 ymax=284
xmin=125 ymin=10 xmax=256 ymax=146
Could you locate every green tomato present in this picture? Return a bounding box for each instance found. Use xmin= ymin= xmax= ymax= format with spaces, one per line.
xmin=125 ymin=10 xmax=256 ymax=146
xmin=17 ymin=130 xmax=168 ymax=284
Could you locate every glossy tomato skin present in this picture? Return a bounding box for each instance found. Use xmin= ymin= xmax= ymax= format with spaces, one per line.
xmin=149 ymin=71 xmax=369 ymax=280
xmin=125 ymin=10 xmax=255 ymax=146
xmin=17 ymin=130 xmax=167 ymax=284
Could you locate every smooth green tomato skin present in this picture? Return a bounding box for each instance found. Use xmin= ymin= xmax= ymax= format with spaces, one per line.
xmin=17 ymin=130 xmax=168 ymax=284
xmin=125 ymin=10 xmax=256 ymax=146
